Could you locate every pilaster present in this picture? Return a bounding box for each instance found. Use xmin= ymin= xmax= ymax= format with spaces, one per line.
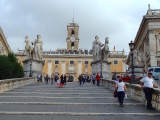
xmin=148 ymin=30 xmax=157 ymax=66
xmin=61 ymin=60 xmax=66 ymax=74
xmin=47 ymin=60 xmax=52 ymax=75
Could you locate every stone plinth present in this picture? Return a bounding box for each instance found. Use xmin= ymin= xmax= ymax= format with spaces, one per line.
xmin=128 ymin=67 xmax=146 ymax=77
xmin=23 ymin=59 xmax=44 ymax=77
xmin=91 ymin=60 xmax=111 ymax=79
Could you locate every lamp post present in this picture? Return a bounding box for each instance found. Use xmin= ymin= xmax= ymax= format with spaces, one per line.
xmin=129 ymin=40 xmax=135 ymax=84
xmin=100 ymin=51 xmax=104 ymax=78
xmin=29 ymin=59 xmax=32 ymax=77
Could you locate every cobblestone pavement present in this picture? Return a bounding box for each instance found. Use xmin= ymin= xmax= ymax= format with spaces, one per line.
xmin=0 ymin=82 xmax=160 ymax=120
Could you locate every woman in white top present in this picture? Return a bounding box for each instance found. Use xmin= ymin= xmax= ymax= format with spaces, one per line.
xmin=115 ymin=79 xmax=127 ymax=107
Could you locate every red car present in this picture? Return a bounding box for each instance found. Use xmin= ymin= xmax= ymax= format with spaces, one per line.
xmin=120 ymin=74 xmax=140 ymax=82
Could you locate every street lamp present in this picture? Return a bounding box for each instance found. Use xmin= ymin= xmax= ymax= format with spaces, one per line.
xmin=129 ymin=40 xmax=135 ymax=84
xmin=100 ymin=51 xmax=104 ymax=78
xmin=29 ymin=59 xmax=32 ymax=77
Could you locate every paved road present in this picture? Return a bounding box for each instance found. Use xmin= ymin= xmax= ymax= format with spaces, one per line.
xmin=0 ymin=82 xmax=160 ymax=120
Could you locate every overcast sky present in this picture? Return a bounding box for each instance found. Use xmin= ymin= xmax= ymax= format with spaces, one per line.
xmin=0 ymin=0 xmax=160 ymax=55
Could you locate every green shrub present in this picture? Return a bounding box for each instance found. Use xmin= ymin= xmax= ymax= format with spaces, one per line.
xmin=0 ymin=53 xmax=24 ymax=80
xmin=0 ymin=55 xmax=12 ymax=80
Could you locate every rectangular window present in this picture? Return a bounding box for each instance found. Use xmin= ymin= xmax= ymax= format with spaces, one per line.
xmin=114 ymin=60 xmax=118 ymax=65
xmin=55 ymin=61 xmax=59 ymax=64
xmin=85 ymin=61 xmax=88 ymax=65
xmin=70 ymin=61 xmax=74 ymax=64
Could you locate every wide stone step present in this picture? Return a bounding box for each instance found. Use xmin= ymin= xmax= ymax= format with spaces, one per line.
xmin=0 ymin=114 xmax=160 ymax=120
xmin=0 ymin=112 xmax=160 ymax=115
xmin=0 ymin=96 xmax=131 ymax=99
xmin=0 ymin=104 xmax=159 ymax=113
xmin=0 ymin=97 xmax=136 ymax=103
xmin=0 ymin=93 xmax=113 ymax=97
xmin=0 ymin=102 xmax=143 ymax=105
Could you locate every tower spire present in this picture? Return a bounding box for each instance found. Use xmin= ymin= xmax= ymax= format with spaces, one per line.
xmin=148 ymin=4 xmax=150 ymax=10
xmin=72 ymin=10 xmax=74 ymax=23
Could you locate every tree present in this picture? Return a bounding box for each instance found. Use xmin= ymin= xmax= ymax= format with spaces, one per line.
xmin=0 ymin=55 xmax=12 ymax=80
xmin=7 ymin=53 xmax=24 ymax=78
xmin=0 ymin=53 xmax=24 ymax=80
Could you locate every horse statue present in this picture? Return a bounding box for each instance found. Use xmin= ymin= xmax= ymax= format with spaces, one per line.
xmin=102 ymin=37 xmax=110 ymax=60
xmin=25 ymin=36 xmax=34 ymax=59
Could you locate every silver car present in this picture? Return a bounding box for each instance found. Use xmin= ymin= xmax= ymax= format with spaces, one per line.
xmin=148 ymin=67 xmax=160 ymax=80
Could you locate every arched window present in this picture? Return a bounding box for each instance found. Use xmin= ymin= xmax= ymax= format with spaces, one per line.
xmin=71 ymin=42 xmax=74 ymax=46
xmin=71 ymin=30 xmax=74 ymax=36
xmin=71 ymin=42 xmax=74 ymax=50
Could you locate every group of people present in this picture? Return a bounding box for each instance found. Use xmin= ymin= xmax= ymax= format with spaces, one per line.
xmin=44 ymin=74 xmax=67 ymax=88
xmin=78 ymin=73 xmax=100 ymax=86
xmin=113 ymin=72 xmax=158 ymax=110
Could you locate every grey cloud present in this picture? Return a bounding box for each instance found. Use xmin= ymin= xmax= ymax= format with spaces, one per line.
xmin=0 ymin=0 xmax=160 ymax=55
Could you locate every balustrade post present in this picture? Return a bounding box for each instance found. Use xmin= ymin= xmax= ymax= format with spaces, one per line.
xmin=9 ymin=81 xmax=11 ymax=90
xmin=0 ymin=83 xmax=1 ymax=92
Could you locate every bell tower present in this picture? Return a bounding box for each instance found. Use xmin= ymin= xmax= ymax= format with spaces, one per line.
xmin=66 ymin=18 xmax=79 ymax=51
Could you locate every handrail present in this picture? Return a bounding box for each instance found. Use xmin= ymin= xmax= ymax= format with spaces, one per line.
xmin=0 ymin=77 xmax=36 ymax=93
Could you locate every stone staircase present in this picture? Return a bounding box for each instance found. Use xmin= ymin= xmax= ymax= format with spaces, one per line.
xmin=0 ymin=82 xmax=160 ymax=120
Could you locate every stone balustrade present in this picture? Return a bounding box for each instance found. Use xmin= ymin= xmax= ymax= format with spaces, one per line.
xmin=0 ymin=77 xmax=36 ymax=93
xmin=101 ymin=78 xmax=160 ymax=110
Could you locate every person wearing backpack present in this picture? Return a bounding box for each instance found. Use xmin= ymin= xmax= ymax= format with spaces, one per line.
xmin=92 ymin=74 xmax=96 ymax=85
xmin=78 ymin=74 xmax=83 ymax=85
xmin=55 ymin=75 xmax=58 ymax=82
xmin=45 ymin=74 xmax=49 ymax=84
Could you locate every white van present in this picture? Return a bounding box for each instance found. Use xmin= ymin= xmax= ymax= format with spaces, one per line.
xmin=148 ymin=67 xmax=160 ymax=80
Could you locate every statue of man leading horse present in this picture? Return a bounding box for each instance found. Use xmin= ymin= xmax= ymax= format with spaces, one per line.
xmin=25 ymin=35 xmax=43 ymax=61
xmin=92 ymin=35 xmax=110 ymax=61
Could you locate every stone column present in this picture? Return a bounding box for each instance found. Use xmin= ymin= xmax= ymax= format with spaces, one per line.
xmin=78 ymin=61 xmax=82 ymax=75
xmin=122 ymin=60 xmax=126 ymax=72
xmin=47 ymin=60 xmax=52 ymax=76
xmin=149 ymin=30 xmax=157 ymax=66
xmin=143 ymin=42 xmax=147 ymax=71
xmin=61 ymin=60 xmax=66 ymax=74
xmin=92 ymin=64 xmax=94 ymax=74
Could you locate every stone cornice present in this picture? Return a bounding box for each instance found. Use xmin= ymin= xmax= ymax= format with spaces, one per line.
xmin=91 ymin=60 xmax=110 ymax=64
xmin=134 ymin=16 xmax=160 ymax=48
xmin=0 ymin=27 xmax=11 ymax=53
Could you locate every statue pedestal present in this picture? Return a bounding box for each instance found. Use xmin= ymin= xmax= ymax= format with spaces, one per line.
xmin=128 ymin=67 xmax=145 ymax=78
xmin=23 ymin=59 xmax=44 ymax=77
xmin=91 ymin=60 xmax=111 ymax=79
xmin=102 ymin=61 xmax=112 ymax=79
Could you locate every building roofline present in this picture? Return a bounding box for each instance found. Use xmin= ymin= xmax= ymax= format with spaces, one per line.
xmin=0 ymin=27 xmax=11 ymax=53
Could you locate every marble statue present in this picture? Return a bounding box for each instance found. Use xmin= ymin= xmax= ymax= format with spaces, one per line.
xmin=157 ymin=32 xmax=160 ymax=40
xmin=102 ymin=37 xmax=110 ymax=60
xmin=55 ymin=65 xmax=58 ymax=72
xmin=135 ymin=51 xmax=142 ymax=66
xmin=84 ymin=65 xmax=88 ymax=73
xmin=32 ymin=35 xmax=43 ymax=60
xmin=92 ymin=35 xmax=103 ymax=60
xmin=25 ymin=36 xmax=33 ymax=59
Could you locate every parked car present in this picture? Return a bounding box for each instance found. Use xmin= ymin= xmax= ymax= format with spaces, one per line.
xmin=148 ymin=67 xmax=160 ymax=80
xmin=120 ymin=74 xmax=141 ymax=83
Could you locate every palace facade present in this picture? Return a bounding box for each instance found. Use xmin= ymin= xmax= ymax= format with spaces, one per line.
xmin=15 ymin=20 xmax=127 ymax=81
xmin=126 ymin=5 xmax=160 ymax=71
